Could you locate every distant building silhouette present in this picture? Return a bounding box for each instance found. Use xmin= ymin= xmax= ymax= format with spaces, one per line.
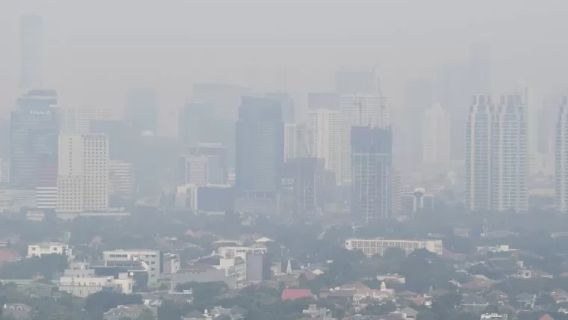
xmin=235 ymin=97 xmax=283 ymax=193
xmin=10 ymin=90 xmax=59 ymax=188
xmin=351 ymin=126 xmax=392 ymax=221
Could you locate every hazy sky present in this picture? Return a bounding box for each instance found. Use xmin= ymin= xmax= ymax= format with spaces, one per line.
xmin=1 ymin=0 xmax=568 ymax=134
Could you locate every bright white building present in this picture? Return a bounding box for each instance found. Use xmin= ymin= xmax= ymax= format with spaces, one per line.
xmin=58 ymin=262 xmax=132 ymax=298
xmin=57 ymin=134 xmax=109 ymax=213
xmin=60 ymin=108 xmax=114 ymax=134
xmin=308 ymin=109 xmax=343 ymax=183
xmin=344 ymin=239 xmax=443 ymax=257
xmin=27 ymin=242 xmax=72 ymax=258
xmin=556 ymin=98 xmax=568 ymax=213
xmin=109 ymin=160 xmax=134 ymax=200
xmin=102 ymin=249 xmax=161 ymax=285
xmin=466 ymin=95 xmax=527 ymax=212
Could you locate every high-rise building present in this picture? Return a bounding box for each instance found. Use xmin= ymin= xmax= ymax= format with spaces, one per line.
xmin=307 ymin=109 xmax=343 ymax=183
xmin=466 ymin=95 xmax=493 ymax=211
xmin=281 ymin=158 xmax=329 ymax=215
xmin=57 ymin=134 xmax=109 ymax=213
xmin=422 ymin=103 xmax=451 ymax=166
xmin=284 ymin=123 xmax=299 ymax=162
xmin=10 ymin=90 xmax=59 ymax=189
xmin=351 ymin=127 xmax=393 ymax=221
xmin=125 ymin=89 xmax=158 ymax=136
xmin=465 ymin=95 xmax=527 ymax=212
xmin=179 ymin=143 xmax=227 ymax=186
xmin=339 ymin=94 xmax=389 ymax=185
xmin=109 ymin=160 xmax=135 ymax=202
xmin=235 ymin=97 xmax=283 ymax=193
xmin=60 ymin=108 xmax=114 ymax=134
xmin=555 ymin=98 xmax=568 ymax=213
xmin=20 ymin=15 xmax=43 ymax=89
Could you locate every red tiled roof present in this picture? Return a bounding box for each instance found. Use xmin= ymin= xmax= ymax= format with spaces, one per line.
xmin=281 ymin=288 xmax=313 ymax=301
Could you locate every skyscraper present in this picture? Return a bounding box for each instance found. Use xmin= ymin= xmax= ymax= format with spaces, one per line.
xmin=339 ymin=94 xmax=389 ymax=185
xmin=466 ymin=95 xmax=527 ymax=212
xmin=351 ymin=126 xmax=393 ymax=222
xmin=20 ymin=15 xmax=43 ymax=89
xmin=179 ymin=143 xmax=228 ymax=187
xmin=57 ymin=134 xmax=109 ymax=213
xmin=10 ymin=90 xmax=59 ymax=188
xmin=555 ymin=98 xmax=568 ymax=213
xmin=125 ymin=89 xmax=158 ymax=136
xmin=235 ymin=97 xmax=283 ymax=193
xmin=308 ymin=109 xmax=343 ymax=183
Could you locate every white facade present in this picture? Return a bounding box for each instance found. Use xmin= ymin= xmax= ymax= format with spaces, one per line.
xmin=27 ymin=242 xmax=71 ymax=258
xmin=422 ymin=103 xmax=451 ymax=166
xmin=308 ymin=109 xmax=343 ymax=184
xmin=102 ymin=249 xmax=161 ymax=285
xmin=466 ymin=95 xmax=528 ymax=212
xmin=35 ymin=186 xmax=57 ymax=209
xmin=60 ymin=108 xmax=113 ymax=134
xmin=59 ymin=262 xmax=132 ymax=298
xmin=344 ymin=239 xmax=443 ymax=256
xmin=556 ymin=99 xmax=568 ymax=212
xmin=57 ymin=134 xmax=109 ymax=213
xmin=109 ymin=160 xmax=134 ymax=199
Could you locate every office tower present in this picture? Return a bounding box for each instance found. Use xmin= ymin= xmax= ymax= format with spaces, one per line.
xmin=308 ymin=109 xmax=343 ymax=183
xmin=281 ymin=158 xmax=328 ymax=215
xmin=556 ymin=98 xmax=568 ymax=213
xmin=60 ymin=108 xmax=113 ymax=134
xmin=109 ymin=160 xmax=135 ymax=202
xmin=339 ymin=94 xmax=389 ymax=185
xmin=0 ymin=159 xmax=8 ymax=184
xmin=466 ymin=95 xmax=527 ymax=212
xmin=235 ymin=97 xmax=283 ymax=193
xmin=125 ymin=89 xmax=158 ymax=136
xmin=266 ymin=93 xmax=294 ymax=123
xmin=180 ymin=143 xmax=227 ymax=186
xmin=10 ymin=90 xmax=59 ymax=188
xmin=284 ymin=123 xmax=299 ymax=162
xmin=178 ymin=102 xmax=233 ymax=161
xmin=403 ymin=79 xmax=433 ymax=164
xmin=422 ymin=103 xmax=451 ymax=166
xmin=57 ymin=134 xmax=109 ymax=213
xmin=351 ymin=127 xmax=393 ymax=221
xmin=20 ymin=15 xmax=43 ymax=89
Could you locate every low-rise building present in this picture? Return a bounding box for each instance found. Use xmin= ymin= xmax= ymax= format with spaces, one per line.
xmin=58 ymin=262 xmax=133 ymax=298
xmin=102 ymin=249 xmax=161 ymax=285
xmin=27 ymin=242 xmax=72 ymax=259
xmin=344 ymin=239 xmax=443 ymax=256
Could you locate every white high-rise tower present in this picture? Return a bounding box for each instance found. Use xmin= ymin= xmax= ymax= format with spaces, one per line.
xmin=466 ymin=95 xmax=527 ymax=212
xmin=57 ymin=134 xmax=109 ymax=213
xmin=556 ymin=98 xmax=568 ymax=213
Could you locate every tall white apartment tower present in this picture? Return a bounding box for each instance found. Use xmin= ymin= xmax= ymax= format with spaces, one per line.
xmin=556 ymin=98 xmax=568 ymax=212
xmin=307 ymin=109 xmax=343 ymax=183
xmin=466 ymin=95 xmax=528 ymax=212
xmin=492 ymin=95 xmax=528 ymax=212
xmin=57 ymin=134 xmax=109 ymax=213
xmin=466 ymin=95 xmax=494 ymax=212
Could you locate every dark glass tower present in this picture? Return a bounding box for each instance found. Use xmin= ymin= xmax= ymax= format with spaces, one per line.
xmin=350 ymin=126 xmax=392 ymax=221
xmin=235 ymin=97 xmax=283 ymax=193
xmin=10 ymin=90 xmax=59 ymax=188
